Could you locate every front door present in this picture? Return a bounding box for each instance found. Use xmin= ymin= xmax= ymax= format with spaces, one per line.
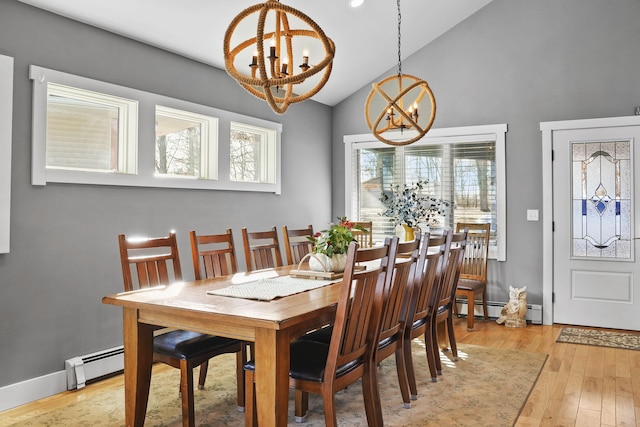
xmin=552 ymin=121 xmax=640 ymax=330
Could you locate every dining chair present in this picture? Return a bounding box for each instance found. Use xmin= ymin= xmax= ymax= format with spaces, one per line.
xmin=244 ymin=239 xmax=397 ymax=427
xmin=189 ymin=229 xmax=249 ymax=408
xmin=403 ymin=231 xmax=449 ymax=393
xmin=352 ymin=220 xmax=373 ymax=248
xmin=189 ymin=229 xmax=238 ymax=279
xmin=282 ymin=224 xmax=314 ymax=265
xmin=118 ymin=232 xmax=245 ymax=427
xmin=241 ymin=226 xmax=284 ymax=271
xmin=373 ymin=234 xmax=421 ymax=410
xmin=431 ymin=229 xmax=468 ymax=377
xmin=454 ymin=222 xmax=491 ymax=331
xmin=292 ymin=234 xmax=415 ymax=412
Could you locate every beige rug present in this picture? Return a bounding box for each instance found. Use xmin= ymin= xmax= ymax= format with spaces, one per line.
xmin=4 ymin=341 xmax=547 ymax=427
xmin=556 ymin=326 xmax=640 ymax=350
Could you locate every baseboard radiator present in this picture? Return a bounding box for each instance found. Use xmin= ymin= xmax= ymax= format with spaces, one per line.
xmin=455 ymin=300 xmax=543 ymax=324
xmin=65 ymin=345 xmax=124 ymax=390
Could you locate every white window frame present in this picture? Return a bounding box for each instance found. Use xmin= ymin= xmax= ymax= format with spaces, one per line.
xmin=230 ymin=122 xmax=278 ymax=184
xmin=155 ymin=105 xmax=218 ymax=180
xmin=344 ymin=124 xmax=507 ymax=261
xmin=45 ymin=82 xmax=138 ymax=175
xmin=29 ymin=65 xmax=282 ymax=194
xmin=0 ymin=54 xmax=13 ymax=254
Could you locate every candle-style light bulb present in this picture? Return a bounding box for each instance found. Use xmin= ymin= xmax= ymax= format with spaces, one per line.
xmin=269 ymin=38 xmax=277 ymax=59
xmin=299 ymin=49 xmax=310 ymax=71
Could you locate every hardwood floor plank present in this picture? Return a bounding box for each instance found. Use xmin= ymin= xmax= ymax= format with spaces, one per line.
xmin=575 ymin=407 xmax=602 ymax=427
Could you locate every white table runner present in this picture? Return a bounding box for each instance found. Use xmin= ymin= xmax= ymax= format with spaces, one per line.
xmin=207 ymin=275 xmax=340 ymax=301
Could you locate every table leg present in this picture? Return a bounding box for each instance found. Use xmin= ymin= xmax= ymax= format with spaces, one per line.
xmin=254 ymin=328 xmax=289 ymax=427
xmin=123 ymin=308 xmax=154 ymax=427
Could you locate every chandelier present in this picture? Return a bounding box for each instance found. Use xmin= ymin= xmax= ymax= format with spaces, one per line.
xmin=224 ymin=0 xmax=335 ymax=114
xmin=364 ymin=0 xmax=436 ymax=146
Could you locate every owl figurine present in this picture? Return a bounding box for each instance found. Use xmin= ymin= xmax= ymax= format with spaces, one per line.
xmin=496 ymin=286 xmax=527 ymax=328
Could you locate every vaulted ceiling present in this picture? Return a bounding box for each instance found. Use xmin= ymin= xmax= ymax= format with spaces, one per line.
xmin=18 ymin=0 xmax=493 ymax=106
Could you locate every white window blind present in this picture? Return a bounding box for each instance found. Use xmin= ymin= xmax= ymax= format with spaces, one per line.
xmin=345 ymin=124 xmax=506 ymax=260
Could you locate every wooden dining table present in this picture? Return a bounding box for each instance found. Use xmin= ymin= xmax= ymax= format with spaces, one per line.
xmin=102 ymin=265 xmax=341 ymax=427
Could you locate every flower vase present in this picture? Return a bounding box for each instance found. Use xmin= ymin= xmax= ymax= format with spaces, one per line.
xmin=308 ymin=253 xmax=347 ymax=273
xmin=402 ymin=224 xmax=415 ymax=242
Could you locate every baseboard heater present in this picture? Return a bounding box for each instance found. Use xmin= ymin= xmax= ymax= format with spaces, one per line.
xmin=455 ymin=300 xmax=543 ymax=325
xmin=65 ymin=345 xmax=124 ymax=390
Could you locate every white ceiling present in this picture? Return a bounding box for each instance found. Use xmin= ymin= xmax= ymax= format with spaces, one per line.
xmin=18 ymin=0 xmax=493 ymax=106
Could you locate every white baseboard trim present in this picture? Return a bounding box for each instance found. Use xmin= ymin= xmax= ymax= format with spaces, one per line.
xmin=455 ymin=300 xmax=543 ymax=324
xmin=0 ymin=370 xmax=67 ymax=412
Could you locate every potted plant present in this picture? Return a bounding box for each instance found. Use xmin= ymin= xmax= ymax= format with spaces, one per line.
xmin=379 ymin=180 xmax=449 ymax=240
xmin=306 ymin=217 xmax=367 ymax=272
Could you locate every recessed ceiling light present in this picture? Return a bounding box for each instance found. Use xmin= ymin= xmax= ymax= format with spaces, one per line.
xmin=349 ymin=0 xmax=365 ymax=8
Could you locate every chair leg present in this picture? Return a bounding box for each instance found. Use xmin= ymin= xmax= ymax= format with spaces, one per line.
xmin=447 ymin=314 xmax=458 ymax=361
xmin=393 ymin=345 xmax=411 ymax=408
xmin=294 ymin=389 xmax=309 ymax=422
xmin=431 ymin=320 xmax=443 ymax=376
xmin=482 ymin=291 xmax=489 ymax=320
xmin=362 ymin=360 xmax=384 ymax=427
xmin=244 ymin=369 xmax=258 ymax=427
xmin=179 ymin=360 xmax=196 ymax=427
xmin=404 ymin=335 xmax=420 ymax=397
xmin=321 ymin=386 xmax=341 ymax=427
xmin=197 ymin=360 xmax=208 ymax=390
xmin=466 ymin=294 xmax=475 ymax=331
xmin=235 ymin=349 xmax=245 ymax=411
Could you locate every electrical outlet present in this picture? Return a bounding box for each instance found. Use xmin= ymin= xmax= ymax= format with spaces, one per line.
xmin=527 ymin=209 xmax=539 ymax=221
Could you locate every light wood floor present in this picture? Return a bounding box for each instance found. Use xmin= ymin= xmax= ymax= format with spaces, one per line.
xmin=3 ymin=317 xmax=640 ymax=426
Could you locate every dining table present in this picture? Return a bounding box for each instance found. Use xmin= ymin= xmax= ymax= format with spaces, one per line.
xmin=102 ymin=264 xmax=341 ymax=427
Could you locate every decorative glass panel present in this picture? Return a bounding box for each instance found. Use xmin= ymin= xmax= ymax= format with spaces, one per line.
xmin=571 ymin=140 xmax=632 ymax=259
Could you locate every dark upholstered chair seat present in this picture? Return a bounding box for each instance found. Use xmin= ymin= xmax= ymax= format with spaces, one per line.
xmin=456 ymin=277 xmax=484 ymax=291
xmin=243 ymin=340 xmax=362 ymax=383
xmin=154 ymin=330 xmax=241 ymax=360
xmin=411 ymin=318 xmax=427 ymax=330
xmin=297 ymin=325 xmax=333 ymax=344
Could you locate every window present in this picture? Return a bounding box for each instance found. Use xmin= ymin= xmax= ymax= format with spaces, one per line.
xmin=30 ymin=65 xmax=281 ymax=193
xmin=46 ymin=83 xmax=137 ymax=174
xmin=345 ymin=124 xmax=506 ymax=260
xmin=230 ymin=122 xmax=277 ymax=184
xmin=155 ymin=106 xmax=217 ymax=180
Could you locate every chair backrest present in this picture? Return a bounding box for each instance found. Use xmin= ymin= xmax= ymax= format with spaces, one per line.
xmin=189 ymin=229 xmax=238 ymax=280
xmin=437 ymin=229 xmax=468 ymax=309
xmin=351 ymin=221 xmax=373 ymax=248
xmin=455 ymin=222 xmax=490 ymax=283
xmin=241 ymin=226 xmax=284 ymax=272
xmin=325 ymin=238 xmax=397 ymax=379
xmin=407 ymin=231 xmax=449 ymax=324
xmin=376 ymin=234 xmax=421 ymax=347
xmin=118 ymin=232 xmax=182 ymax=292
xmin=282 ymin=225 xmax=314 ymax=265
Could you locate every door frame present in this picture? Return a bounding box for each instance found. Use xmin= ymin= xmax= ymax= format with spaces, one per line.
xmin=541 ymin=115 xmax=640 ymax=325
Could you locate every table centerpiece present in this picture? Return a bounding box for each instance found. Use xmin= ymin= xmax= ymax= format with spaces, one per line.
xmin=305 ymin=217 xmax=368 ymax=273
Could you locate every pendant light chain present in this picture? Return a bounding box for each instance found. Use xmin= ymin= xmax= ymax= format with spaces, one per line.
xmin=397 ymin=0 xmax=402 ymax=78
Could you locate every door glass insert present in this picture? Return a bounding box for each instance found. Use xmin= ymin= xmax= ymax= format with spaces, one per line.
xmin=572 ymin=140 xmax=632 ymax=259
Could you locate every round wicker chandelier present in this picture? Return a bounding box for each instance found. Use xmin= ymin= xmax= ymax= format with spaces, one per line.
xmin=364 ymin=0 xmax=436 ymax=146
xmin=224 ymin=0 xmax=335 ymax=115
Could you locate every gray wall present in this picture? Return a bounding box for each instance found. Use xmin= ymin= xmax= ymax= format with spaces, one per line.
xmin=0 ymin=0 xmax=333 ymax=387
xmin=3 ymin=0 xmax=640 ymax=392
xmin=332 ymin=0 xmax=640 ymax=306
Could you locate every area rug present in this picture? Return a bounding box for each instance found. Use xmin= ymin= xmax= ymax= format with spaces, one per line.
xmin=556 ymin=326 xmax=640 ymax=350
xmin=3 ymin=341 xmax=547 ymax=427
